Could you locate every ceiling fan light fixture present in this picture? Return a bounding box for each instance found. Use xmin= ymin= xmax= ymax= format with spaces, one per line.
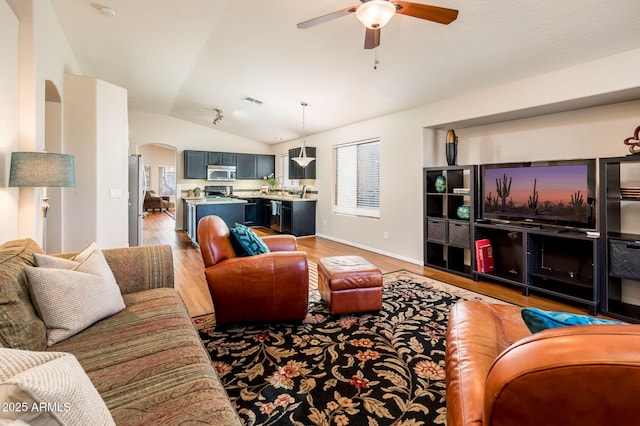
xmin=356 ymin=0 xmax=396 ymax=29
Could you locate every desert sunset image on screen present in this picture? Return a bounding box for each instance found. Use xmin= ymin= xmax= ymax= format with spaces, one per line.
xmin=483 ymin=164 xmax=590 ymax=224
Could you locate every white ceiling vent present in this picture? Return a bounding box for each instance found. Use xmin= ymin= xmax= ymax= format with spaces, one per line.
xmin=242 ymin=96 xmax=263 ymax=106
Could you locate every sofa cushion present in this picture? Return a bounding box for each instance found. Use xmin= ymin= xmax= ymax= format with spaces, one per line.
xmin=0 ymin=348 xmax=115 ymax=425
xmin=229 ymin=223 xmax=270 ymax=256
xmin=49 ymin=287 xmax=240 ymax=426
xmin=25 ymin=246 xmax=125 ymax=345
xmin=0 ymin=239 xmax=47 ymax=351
xmin=521 ymin=307 xmax=624 ymax=333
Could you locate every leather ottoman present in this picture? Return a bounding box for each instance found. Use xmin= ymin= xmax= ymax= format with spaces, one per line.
xmin=317 ymin=256 xmax=383 ymax=314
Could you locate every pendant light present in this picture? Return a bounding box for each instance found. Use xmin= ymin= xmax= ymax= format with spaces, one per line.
xmin=292 ymin=101 xmax=315 ymax=168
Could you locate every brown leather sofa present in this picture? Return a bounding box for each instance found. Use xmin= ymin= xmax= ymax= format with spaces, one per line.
xmin=198 ymin=215 xmax=309 ymax=325
xmin=445 ymin=300 xmax=640 ymax=426
xmin=144 ymin=190 xmax=170 ymax=211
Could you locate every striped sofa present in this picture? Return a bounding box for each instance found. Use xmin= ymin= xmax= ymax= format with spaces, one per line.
xmin=0 ymin=238 xmax=240 ymax=425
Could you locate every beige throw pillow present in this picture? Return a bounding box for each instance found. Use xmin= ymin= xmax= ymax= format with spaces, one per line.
xmin=25 ymin=245 xmax=125 ymax=345
xmin=0 ymin=348 xmax=115 ymax=425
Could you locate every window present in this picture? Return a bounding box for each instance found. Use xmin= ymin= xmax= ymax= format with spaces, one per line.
xmin=279 ymin=153 xmax=292 ymax=187
xmin=144 ymin=165 xmax=151 ymax=191
xmin=159 ymin=166 xmax=176 ymax=197
xmin=333 ymin=138 xmax=380 ymax=218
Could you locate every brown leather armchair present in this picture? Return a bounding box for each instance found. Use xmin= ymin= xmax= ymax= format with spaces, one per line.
xmin=197 ymin=215 xmax=309 ymax=326
xmin=445 ymin=300 xmax=640 ymax=426
xmin=144 ymin=190 xmax=170 ymax=211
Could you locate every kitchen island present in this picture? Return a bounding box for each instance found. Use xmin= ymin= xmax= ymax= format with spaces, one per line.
xmin=236 ymin=193 xmax=317 ymax=237
xmin=184 ymin=197 xmax=247 ymax=244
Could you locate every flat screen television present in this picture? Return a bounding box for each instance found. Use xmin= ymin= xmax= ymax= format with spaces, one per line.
xmin=480 ymin=159 xmax=597 ymax=230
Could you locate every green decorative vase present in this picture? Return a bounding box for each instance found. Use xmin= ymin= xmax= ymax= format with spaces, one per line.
xmin=434 ymin=175 xmax=446 ymax=193
xmin=456 ymin=205 xmax=471 ymax=220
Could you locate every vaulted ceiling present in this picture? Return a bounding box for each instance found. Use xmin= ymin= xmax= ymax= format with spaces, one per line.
xmin=50 ymin=0 xmax=640 ymax=143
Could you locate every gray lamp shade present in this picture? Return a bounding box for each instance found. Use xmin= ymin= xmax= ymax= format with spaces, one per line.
xmin=9 ymin=152 xmax=76 ymax=188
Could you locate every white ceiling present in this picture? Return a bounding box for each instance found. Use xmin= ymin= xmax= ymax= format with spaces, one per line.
xmin=50 ymin=0 xmax=640 ymax=144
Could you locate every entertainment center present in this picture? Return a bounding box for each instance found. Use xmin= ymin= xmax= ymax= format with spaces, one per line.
xmin=424 ymin=156 xmax=640 ymax=320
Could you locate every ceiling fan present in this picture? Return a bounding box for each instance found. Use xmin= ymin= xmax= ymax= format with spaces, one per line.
xmin=297 ymin=0 xmax=458 ymax=49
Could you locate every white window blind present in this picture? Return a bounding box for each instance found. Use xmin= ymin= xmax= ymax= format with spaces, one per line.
xmin=333 ymin=138 xmax=380 ymax=218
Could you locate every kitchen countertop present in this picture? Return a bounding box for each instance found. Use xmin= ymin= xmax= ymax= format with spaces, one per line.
xmin=185 ymin=197 xmax=248 ymax=205
xmin=235 ymin=194 xmax=318 ymax=202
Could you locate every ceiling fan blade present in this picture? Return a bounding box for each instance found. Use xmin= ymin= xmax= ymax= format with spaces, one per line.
xmin=297 ymin=6 xmax=358 ymax=29
xmin=393 ymin=1 xmax=458 ymax=24
xmin=364 ymin=28 xmax=381 ymax=49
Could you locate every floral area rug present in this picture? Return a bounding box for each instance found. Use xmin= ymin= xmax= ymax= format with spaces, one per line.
xmin=194 ymin=270 xmax=507 ymax=426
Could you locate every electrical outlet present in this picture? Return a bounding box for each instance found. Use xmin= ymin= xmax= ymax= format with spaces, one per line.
xmin=109 ymin=189 xmax=122 ymax=199
xmin=384 ymin=231 xmax=389 ymax=240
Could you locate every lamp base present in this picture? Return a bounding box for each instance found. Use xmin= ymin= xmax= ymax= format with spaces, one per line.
xmin=41 ymin=196 xmax=49 ymax=253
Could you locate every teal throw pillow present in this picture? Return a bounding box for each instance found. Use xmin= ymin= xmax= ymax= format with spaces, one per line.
xmin=229 ymin=223 xmax=270 ymax=257
xmin=521 ymin=307 xmax=624 ymax=333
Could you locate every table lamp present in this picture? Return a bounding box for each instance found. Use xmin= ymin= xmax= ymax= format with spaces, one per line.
xmin=9 ymin=152 xmax=76 ymax=252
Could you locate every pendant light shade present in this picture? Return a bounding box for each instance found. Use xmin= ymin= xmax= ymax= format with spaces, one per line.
xmin=356 ymin=0 xmax=396 ymax=29
xmin=292 ymin=102 xmax=315 ymax=168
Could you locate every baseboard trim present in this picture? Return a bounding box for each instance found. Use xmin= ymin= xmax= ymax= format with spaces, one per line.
xmin=314 ymin=233 xmax=424 ymax=267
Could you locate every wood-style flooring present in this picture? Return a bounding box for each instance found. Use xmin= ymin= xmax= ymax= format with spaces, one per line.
xmin=142 ymin=211 xmax=596 ymax=318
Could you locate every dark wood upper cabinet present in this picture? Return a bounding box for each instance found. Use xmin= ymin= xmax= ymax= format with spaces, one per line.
xmin=185 ymin=150 xmax=275 ymax=180
xmin=184 ymin=150 xmax=207 ymax=179
xmin=207 ymin=152 xmax=236 ymax=166
xmin=256 ymin=154 xmax=275 ymax=179
xmin=236 ymin=153 xmax=256 ymax=179
xmin=288 ymin=147 xmax=316 ymax=179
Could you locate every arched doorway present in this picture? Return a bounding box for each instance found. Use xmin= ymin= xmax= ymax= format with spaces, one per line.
xmin=135 ymin=144 xmax=178 ymax=243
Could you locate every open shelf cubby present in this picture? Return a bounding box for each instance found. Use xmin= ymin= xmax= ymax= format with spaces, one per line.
xmin=423 ymin=165 xmax=477 ymax=278
xmin=599 ymin=156 xmax=640 ymax=322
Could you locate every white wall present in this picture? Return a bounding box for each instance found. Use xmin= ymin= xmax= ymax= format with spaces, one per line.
xmin=64 ymin=75 xmax=129 ymax=250
xmin=1 ymin=0 xmax=81 ymax=247
xmin=0 ymin=0 xmax=19 ymax=243
xmin=291 ymin=109 xmax=426 ymax=265
xmin=278 ymin=49 xmax=640 ymax=266
xmin=454 ymin=101 xmax=640 ymax=166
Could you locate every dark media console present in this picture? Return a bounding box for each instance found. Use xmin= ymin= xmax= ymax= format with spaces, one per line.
xmin=473 ymin=221 xmax=599 ymax=315
xmin=423 ymin=157 xmax=639 ymax=319
xmin=424 ymin=157 xmax=640 ymax=319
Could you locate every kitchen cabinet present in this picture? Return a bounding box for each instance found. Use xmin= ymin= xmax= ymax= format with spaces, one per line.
xmin=237 ymin=154 xmax=276 ymax=180
xmin=240 ymin=196 xmax=317 ymax=236
xmin=243 ymin=198 xmax=259 ymax=226
xmin=282 ymin=199 xmax=316 ymax=236
xmin=184 ymin=200 xmax=245 ymax=244
xmin=256 ymin=154 xmax=275 ymax=179
xmin=289 ymin=147 xmax=316 ymax=179
xmin=208 ymin=152 xmax=236 ymax=166
xmin=184 ymin=150 xmax=274 ymax=180
xmin=261 ymin=201 xmax=272 ymax=228
xmin=236 ymin=154 xmax=256 ymax=179
xmin=184 ymin=150 xmax=207 ymax=179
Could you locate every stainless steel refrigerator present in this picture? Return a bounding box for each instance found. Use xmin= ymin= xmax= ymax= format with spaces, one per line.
xmin=128 ymin=154 xmax=145 ymax=246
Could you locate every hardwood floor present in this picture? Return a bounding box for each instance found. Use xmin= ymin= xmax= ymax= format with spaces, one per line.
xmin=142 ymin=211 xmax=597 ymax=318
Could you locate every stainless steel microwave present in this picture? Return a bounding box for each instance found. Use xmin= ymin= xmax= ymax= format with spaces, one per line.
xmin=207 ymin=165 xmax=236 ymax=181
